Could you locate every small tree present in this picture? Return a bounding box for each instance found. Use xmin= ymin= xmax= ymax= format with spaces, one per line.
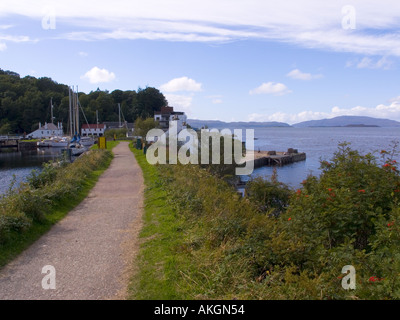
xmin=134 ymin=117 xmax=159 ymax=139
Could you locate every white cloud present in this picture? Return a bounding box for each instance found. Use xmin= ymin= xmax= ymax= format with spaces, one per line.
xmin=165 ymin=94 xmax=194 ymax=116
xmin=206 ymin=95 xmax=223 ymax=104
xmin=287 ymin=69 xmax=323 ymax=80
xmin=160 ymin=77 xmax=202 ymax=92
xmin=0 ymin=25 xmax=13 ymax=30
xmin=78 ymin=51 xmax=88 ymax=57
xmin=80 ymin=66 xmax=116 ymax=84
xmin=0 ymin=42 xmax=7 ymax=51
xmin=2 ymin=1 xmax=400 ymax=56
xmin=346 ymin=56 xmax=393 ymax=70
xmin=248 ymin=97 xmax=400 ymax=124
xmin=249 ymin=82 xmax=291 ymax=96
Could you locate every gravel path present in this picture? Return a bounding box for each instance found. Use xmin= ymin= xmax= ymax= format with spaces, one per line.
xmin=0 ymin=142 xmax=144 ymax=300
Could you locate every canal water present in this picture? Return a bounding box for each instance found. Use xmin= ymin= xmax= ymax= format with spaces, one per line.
xmin=0 ymin=148 xmax=63 ymax=195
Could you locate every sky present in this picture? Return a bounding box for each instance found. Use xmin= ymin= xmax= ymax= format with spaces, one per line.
xmin=1 ymin=0 xmax=400 ymax=124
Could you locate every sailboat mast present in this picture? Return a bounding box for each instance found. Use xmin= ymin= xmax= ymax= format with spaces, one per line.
xmin=74 ymin=86 xmax=78 ymax=135
xmin=69 ymin=87 xmax=73 ymax=136
xmin=50 ymin=97 xmax=54 ymax=124
xmin=118 ymin=103 xmax=121 ymax=127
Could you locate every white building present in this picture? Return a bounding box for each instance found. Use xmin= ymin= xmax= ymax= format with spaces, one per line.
xmin=81 ymin=124 xmax=106 ymax=137
xmin=154 ymin=106 xmax=187 ymax=132
xmin=28 ymin=122 xmax=63 ymax=139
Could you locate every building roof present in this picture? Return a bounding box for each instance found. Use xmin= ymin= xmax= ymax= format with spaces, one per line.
xmin=39 ymin=123 xmax=59 ymax=131
xmin=103 ymin=122 xmax=134 ymax=129
xmin=155 ymin=106 xmax=186 ymax=116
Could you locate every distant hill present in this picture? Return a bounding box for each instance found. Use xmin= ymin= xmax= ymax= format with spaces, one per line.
xmin=293 ymin=116 xmax=400 ymax=128
xmin=187 ymin=119 xmax=290 ymax=129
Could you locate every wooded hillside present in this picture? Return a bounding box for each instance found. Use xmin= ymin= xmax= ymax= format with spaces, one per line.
xmin=0 ymin=69 xmax=168 ymax=134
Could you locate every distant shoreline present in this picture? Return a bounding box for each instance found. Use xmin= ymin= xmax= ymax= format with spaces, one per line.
xmin=188 ymin=115 xmax=400 ymax=129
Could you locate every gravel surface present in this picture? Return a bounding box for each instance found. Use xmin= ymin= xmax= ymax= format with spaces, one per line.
xmin=0 ymin=142 xmax=144 ymax=300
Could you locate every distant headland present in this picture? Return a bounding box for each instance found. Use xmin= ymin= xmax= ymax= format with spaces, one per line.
xmin=188 ymin=116 xmax=400 ymax=129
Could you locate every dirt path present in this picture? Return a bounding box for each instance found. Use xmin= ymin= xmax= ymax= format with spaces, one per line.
xmin=0 ymin=142 xmax=144 ymax=300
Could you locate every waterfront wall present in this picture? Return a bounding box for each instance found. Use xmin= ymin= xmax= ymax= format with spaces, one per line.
xmin=251 ymin=152 xmax=307 ymax=169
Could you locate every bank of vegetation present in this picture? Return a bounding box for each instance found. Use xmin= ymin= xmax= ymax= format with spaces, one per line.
xmin=0 ymin=68 xmax=167 ymax=135
xmin=130 ymin=142 xmax=400 ymax=299
xmin=0 ymin=148 xmax=114 ymax=267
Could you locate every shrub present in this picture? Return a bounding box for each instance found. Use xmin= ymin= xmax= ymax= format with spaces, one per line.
xmin=147 ymin=142 xmax=400 ymax=299
xmin=0 ymin=149 xmax=113 ymax=245
xmin=245 ymin=169 xmax=292 ymax=216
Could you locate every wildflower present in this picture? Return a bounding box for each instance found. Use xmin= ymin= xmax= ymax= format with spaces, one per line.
xmin=383 ymin=163 xmax=391 ymax=168
xmin=368 ymin=276 xmax=384 ymax=283
xmin=388 ymin=221 xmax=395 ymax=227
xmin=328 ymin=188 xmax=333 ymax=192
xmin=288 ymin=218 xmax=292 ymax=221
xmin=358 ymin=189 xmax=366 ymax=193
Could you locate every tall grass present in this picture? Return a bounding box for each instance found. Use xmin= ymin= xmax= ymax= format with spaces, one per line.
xmin=129 ymin=142 xmax=400 ymax=300
xmin=0 ymin=149 xmax=114 ymax=268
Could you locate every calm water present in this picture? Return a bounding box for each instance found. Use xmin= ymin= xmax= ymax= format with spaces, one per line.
xmin=246 ymin=127 xmax=400 ymax=189
xmin=0 ymin=148 xmax=63 ymax=195
xmin=1 ymin=127 xmax=399 ymax=194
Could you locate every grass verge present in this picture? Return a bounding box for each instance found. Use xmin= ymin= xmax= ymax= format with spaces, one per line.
xmin=128 ymin=144 xmax=189 ymax=300
xmin=0 ymin=144 xmax=119 ymax=268
xmin=90 ymin=139 xmax=121 ymax=151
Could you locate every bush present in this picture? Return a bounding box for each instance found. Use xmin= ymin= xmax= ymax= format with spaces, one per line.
xmin=0 ymin=149 xmax=113 ymax=245
xmin=105 ymin=128 xmax=128 ymax=140
xmin=245 ymin=169 xmax=292 ymax=216
xmin=147 ymin=142 xmax=400 ymax=299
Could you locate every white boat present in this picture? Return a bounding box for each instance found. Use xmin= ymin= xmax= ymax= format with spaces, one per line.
xmin=37 ymin=136 xmax=69 ymax=148
xmin=69 ymin=143 xmax=87 ymax=156
xmin=50 ymin=136 xmax=69 ymax=147
xmin=79 ymin=136 xmax=95 ymax=147
xmin=37 ymin=139 xmax=52 ymax=147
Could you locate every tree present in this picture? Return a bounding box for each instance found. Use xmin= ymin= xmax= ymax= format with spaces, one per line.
xmin=0 ymin=68 xmax=167 ymax=134
xmin=136 ymin=87 xmax=168 ymax=119
xmin=134 ymin=117 xmax=159 ymax=138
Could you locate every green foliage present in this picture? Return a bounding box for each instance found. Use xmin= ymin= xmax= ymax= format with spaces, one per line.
xmin=288 ymin=142 xmax=400 ymax=252
xmin=104 ymin=128 xmax=128 ymax=139
xmin=198 ymin=132 xmax=242 ymax=179
xmin=245 ymin=169 xmax=292 ymax=216
xmin=0 ymin=69 xmax=168 ymax=134
xmin=134 ymin=117 xmax=159 ymax=138
xmin=0 ymin=122 xmax=12 ymax=135
xmin=132 ymin=141 xmax=400 ymax=300
xmin=27 ymin=162 xmax=59 ymax=189
xmin=0 ymin=150 xmax=113 ymax=246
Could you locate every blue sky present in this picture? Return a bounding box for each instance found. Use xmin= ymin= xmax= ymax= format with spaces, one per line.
xmin=1 ymin=0 xmax=400 ymax=124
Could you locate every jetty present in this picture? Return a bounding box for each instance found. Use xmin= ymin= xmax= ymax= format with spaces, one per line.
xmin=0 ymin=136 xmax=38 ymax=151
xmin=245 ymin=148 xmax=306 ymax=169
xmin=0 ymin=135 xmax=21 ymax=150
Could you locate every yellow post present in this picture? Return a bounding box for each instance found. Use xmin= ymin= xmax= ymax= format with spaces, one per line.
xmin=98 ymin=136 xmax=107 ymax=149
